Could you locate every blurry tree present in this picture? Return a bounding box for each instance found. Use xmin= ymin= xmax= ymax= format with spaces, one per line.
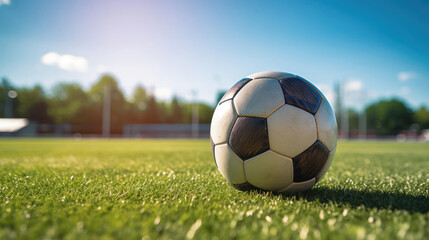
xmin=89 ymin=75 xmax=126 ymax=104
xmin=181 ymin=103 xmax=192 ymax=124
xmin=48 ymin=83 xmax=89 ymax=124
xmin=16 ymin=85 xmax=52 ymax=123
xmin=89 ymin=75 xmax=127 ymax=134
xmin=129 ymin=85 xmax=148 ymax=123
xmin=131 ymin=85 xmax=147 ymax=109
xmin=157 ymin=102 xmax=169 ymax=123
xmin=347 ymin=109 xmax=359 ymax=131
xmin=180 ymin=102 xmax=214 ymax=124
xmin=169 ymin=97 xmax=183 ymax=123
xmin=413 ymin=106 xmax=429 ymax=129
xmin=365 ymin=99 xmax=413 ymax=135
xmin=0 ymin=78 xmax=17 ymax=117
xmin=144 ymin=96 xmax=160 ymax=123
xmin=198 ymin=103 xmax=214 ymax=123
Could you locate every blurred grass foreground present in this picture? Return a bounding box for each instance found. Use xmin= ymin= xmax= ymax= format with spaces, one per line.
xmin=0 ymin=139 xmax=428 ymax=239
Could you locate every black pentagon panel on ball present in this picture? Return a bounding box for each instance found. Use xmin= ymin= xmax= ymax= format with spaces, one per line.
xmin=210 ymin=137 xmax=217 ymax=167
xmin=229 ymin=117 xmax=269 ymax=160
xmin=219 ymin=78 xmax=252 ymax=104
xmin=232 ymin=182 xmax=260 ymax=191
xmin=297 ymin=76 xmax=326 ymax=101
xmin=292 ymin=141 xmax=329 ymax=182
xmin=278 ymin=77 xmax=322 ymax=114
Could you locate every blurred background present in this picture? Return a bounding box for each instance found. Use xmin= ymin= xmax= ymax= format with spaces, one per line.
xmin=1 ymin=0 xmax=428 ymax=140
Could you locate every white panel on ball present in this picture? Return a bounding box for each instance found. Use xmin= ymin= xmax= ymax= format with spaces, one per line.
xmin=214 ymin=144 xmax=247 ymax=184
xmin=233 ymin=79 xmax=284 ymax=118
xmin=210 ymin=100 xmax=237 ymax=145
xmin=315 ymin=99 xmax=338 ymax=151
xmin=279 ymin=178 xmax=315 ymax=194
xmin=267 ymin=104 xmax=317 ymax=158
xmin=247 ymin=71 xmax=296 ymax=80
xmin=315 ymin=147 xmax=336 ymax=182
xmin=244 ymin=150 xmax=294 ymax=191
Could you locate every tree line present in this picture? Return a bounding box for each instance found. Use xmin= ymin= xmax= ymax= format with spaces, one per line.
xmin=0 ymin=75 xmax=214 ymax=134
xmin=339 ymin=99 xmax=429 ymax=136
xmin=1 ymin=74 xmax=429 ymax=136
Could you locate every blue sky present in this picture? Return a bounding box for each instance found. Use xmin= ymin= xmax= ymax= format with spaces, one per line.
xmin=0 ymin=0 xmax=428 ymax=109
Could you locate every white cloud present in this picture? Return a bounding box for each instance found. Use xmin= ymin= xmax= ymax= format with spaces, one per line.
xmin=345 ymin=79 xmax=363 ymax=91
xmin=400 ymin=86 xmax=410 ymax=95
xmin=41 ymin=52 xmax=88 ymax=73
xmin=154 ymin=88 xmax=173 ymax=101
xmin=41 ymin=52 xmax=60 ymax=65
xmin=0 ymin=0 xmax=10 ymax=6
xmin=398 ymin=72 xmax=415 ymax=82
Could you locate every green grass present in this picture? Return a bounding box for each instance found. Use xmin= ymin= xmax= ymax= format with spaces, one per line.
xmin=0 ymin=139 xmax=428 ymax=240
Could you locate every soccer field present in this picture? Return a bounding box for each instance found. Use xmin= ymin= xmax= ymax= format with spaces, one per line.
xmin=0 ymin=139 xmax=428 ymax=239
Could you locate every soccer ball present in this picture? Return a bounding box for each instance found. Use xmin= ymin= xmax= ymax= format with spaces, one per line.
xmin=210 ymin=71 xmax=337 ymax=193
